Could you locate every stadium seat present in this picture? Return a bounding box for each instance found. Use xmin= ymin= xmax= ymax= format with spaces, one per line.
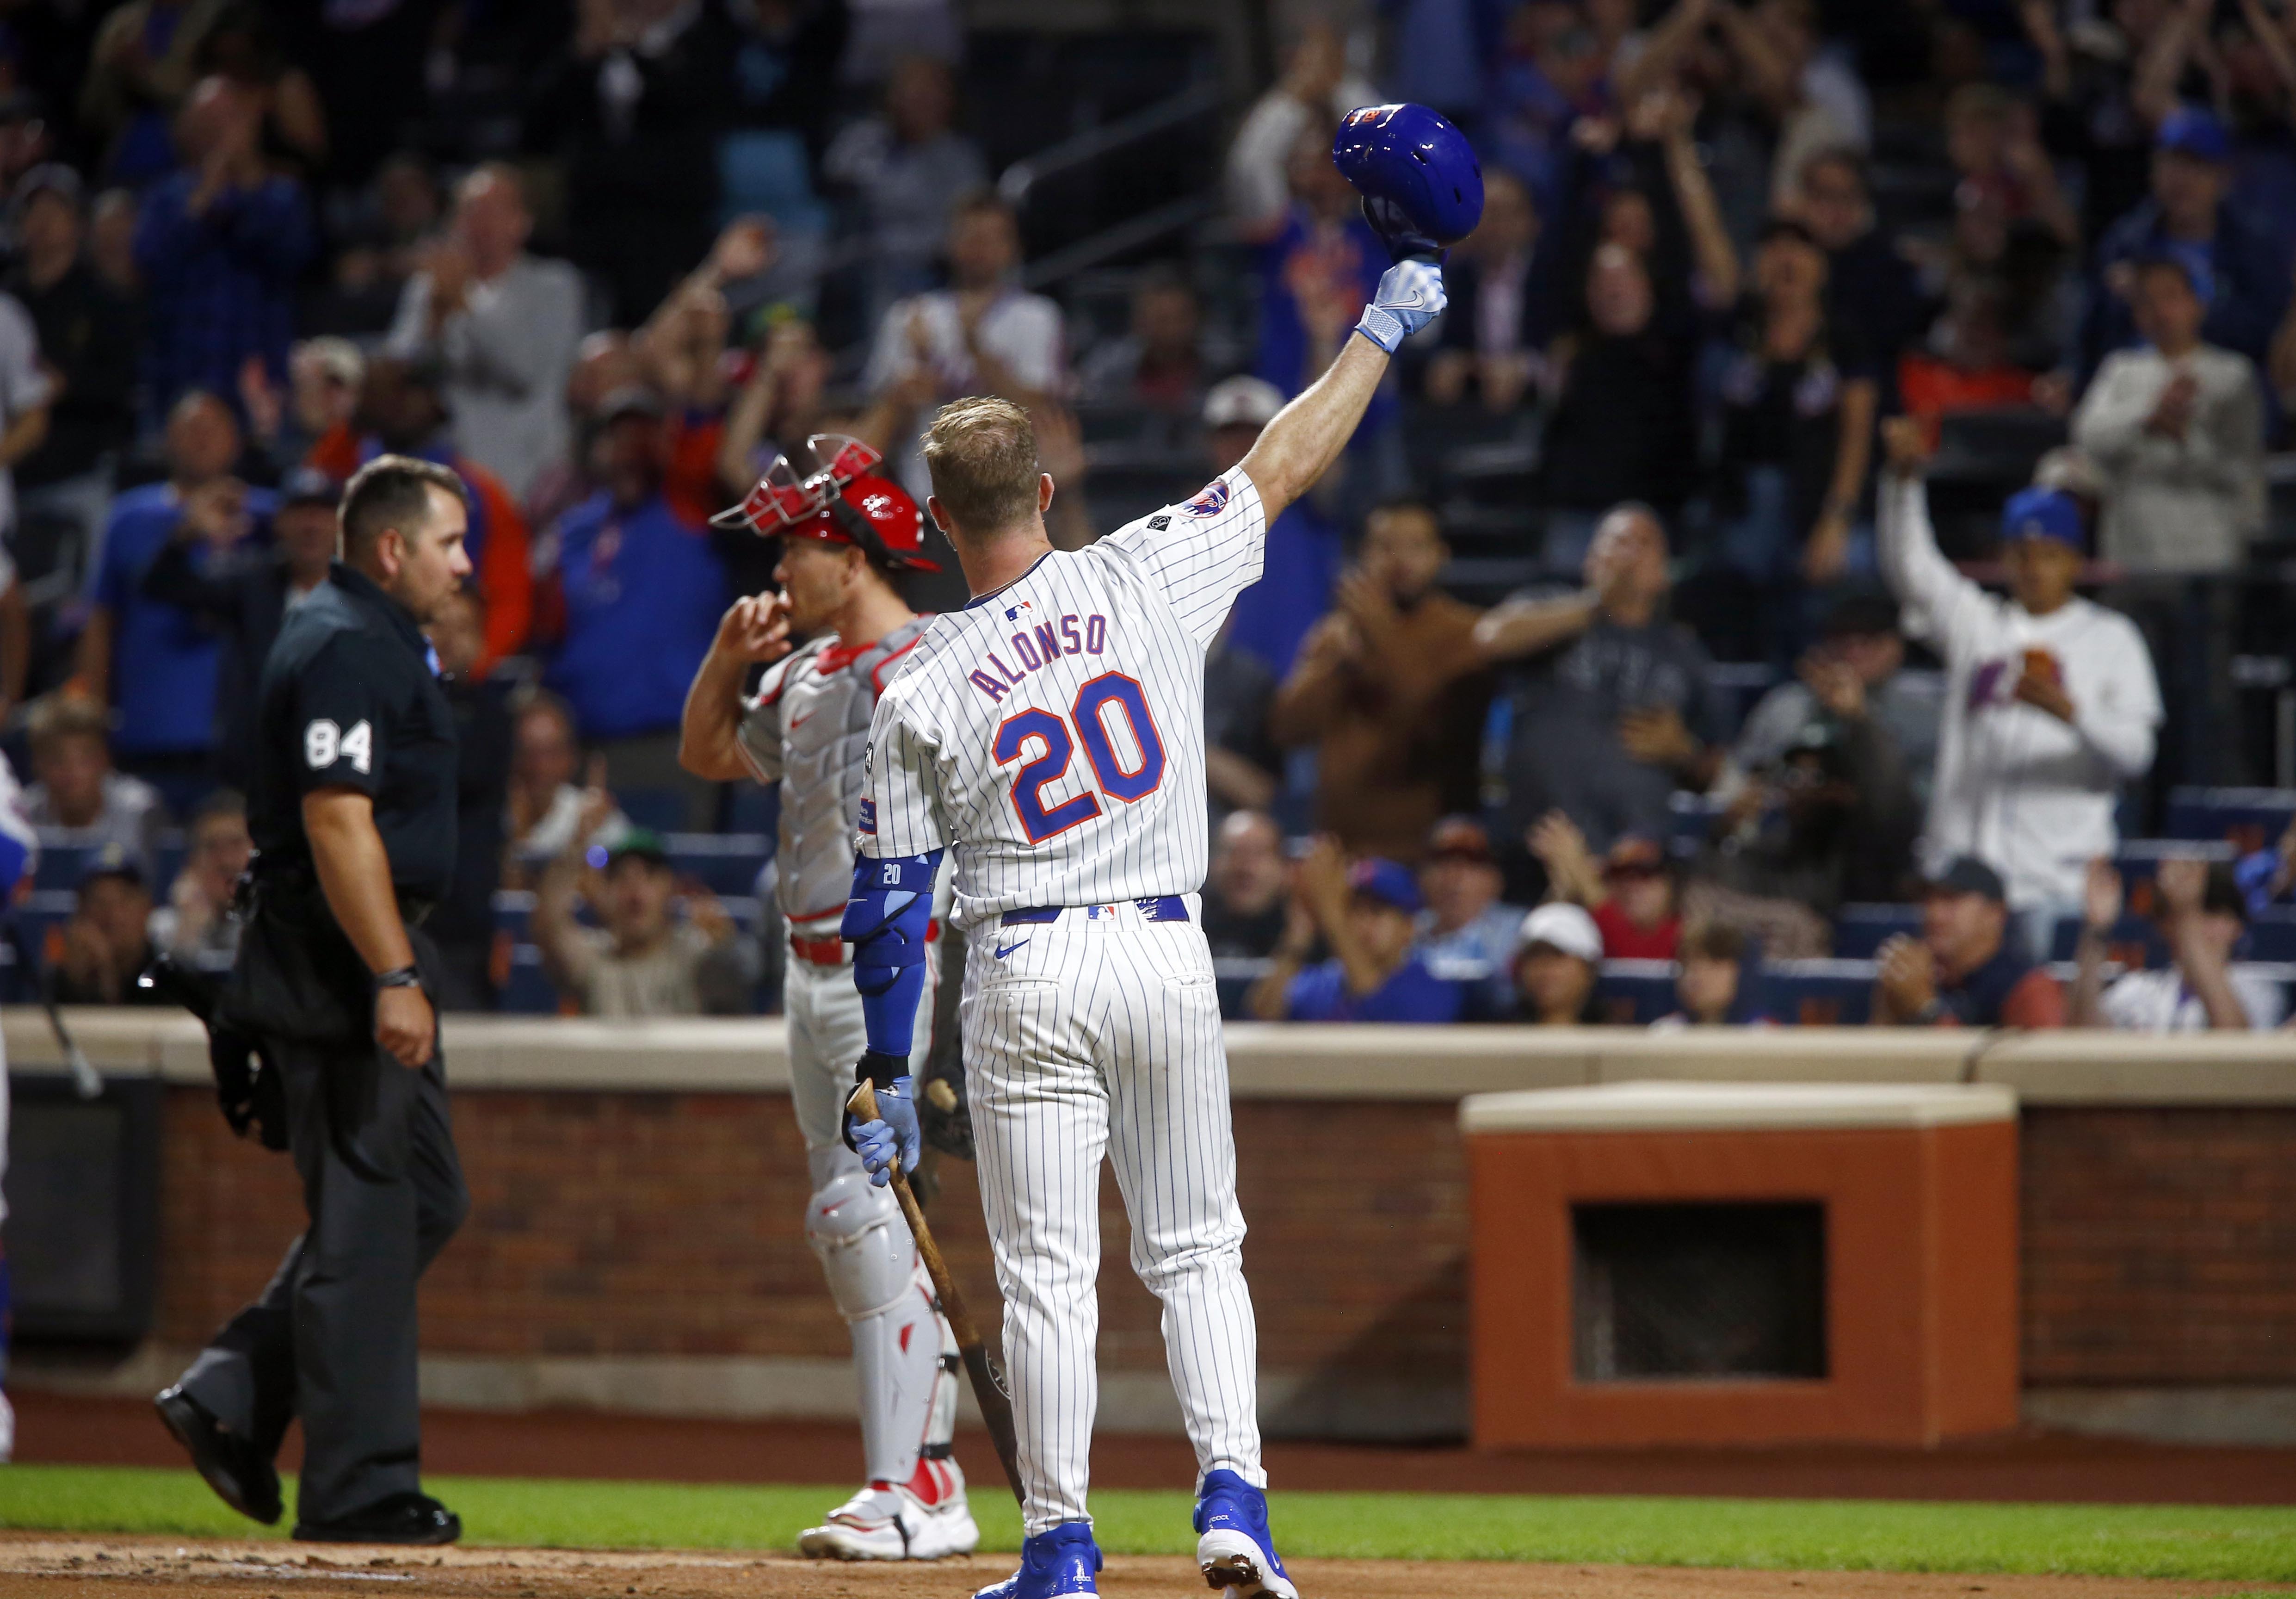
xmin=2048 ymin=913 xmax=2169 ymax=969
xmin=1756 ymin=959 xmax=1877 ymax=1025
xmin=31 ymin=844 xmax=93 ymax=892
xmin=1594 ymin=958 xmax=1677 ymax=1024
xmin=1833 ymin=903 xmax=1922 ymax=959
xmin=2247 ymin=909 xmax=2296 ymax=962
xmin=2164 ymin=786 xmax=2296 ymax=850
xmin=497 ymin=944 xmax=562 ymax=1015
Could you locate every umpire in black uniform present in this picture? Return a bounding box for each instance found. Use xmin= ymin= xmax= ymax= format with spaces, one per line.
xmin=155 ymin=455 xmax=475 ymax=1545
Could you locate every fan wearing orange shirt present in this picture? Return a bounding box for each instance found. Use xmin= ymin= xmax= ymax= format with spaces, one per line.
xmin=308 ymin=354 xmax=531 ymax=672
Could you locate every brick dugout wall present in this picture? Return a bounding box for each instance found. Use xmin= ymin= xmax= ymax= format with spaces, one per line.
xmin=151 ymin=1088 xmax=2296 ymax=1405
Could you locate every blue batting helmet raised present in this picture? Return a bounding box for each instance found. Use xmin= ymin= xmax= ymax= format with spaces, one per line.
xmin=1332 ymin=102 xmax=1485 ymax=261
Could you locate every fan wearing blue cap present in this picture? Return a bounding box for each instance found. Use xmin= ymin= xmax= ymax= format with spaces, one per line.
xmin=2082 ymin=103 xmax=2285 ymax=378
xmin=1247 ymin=841 xmax=1465 ymax=1023
xmin=1876 ymin=415 xmax=2161 ymax=955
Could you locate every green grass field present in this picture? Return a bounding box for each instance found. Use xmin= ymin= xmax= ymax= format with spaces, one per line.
xmin=4 ymin=1465 xmax=2296 ymax=1583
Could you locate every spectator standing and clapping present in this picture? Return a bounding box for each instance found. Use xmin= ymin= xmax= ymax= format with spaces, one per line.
xmin=544 ymin=390 xmax=730 ymax=829
xmin=1418 ymin=817 xmax=1531 ymax=1021
xmin=1712 ymin=218 xmax=1879 ymax=653
xmin=1204 ymin=375 xmax=1341 ymax=682
xmin=79 ymin=0 xmax=235 ymax=187
xmin=1790 ymin=149 xmax=1923 ymax=389
xmin=1652 ymin=921 xmax=1764 ymax=1028
xmin=1529 ymin=812 xmax=1684 ymax=960
xmin=1873 ymin=856 xmax=2065 ymax=1028
xmin=1270 ymin=503 xmax=1493 ymax=864
xmin=1425 ymin=169 xmax=1543 ymax=417
xmin=1479 ymin=504 xmax=1727 ymax=864
xmin=533 ymin=815 xmax=753 ymax=1018
xmin=861 ymin=191 xmax=1063 ymax=592
xmin=1250 ymin=843 xmax=1463 ymax=1024
xmin=139 ymin=464 xmax=337 ymax=794
xmin=79 ymin=391 xmax=266 ymax=814
xmin=307 ymin=357 xmax=533 ymax=672
xmin=8 ymin=166 xmax=135 ymax=563
xmin=2084 ymin=106 xmax=2289 ymax=378
xmin=154 ymin=787 xmax=248 ymax=966
xmin=387 ymin=165 xmax=586 ymax=506
xmin=1877 ymin=416 xmax=2162 ymax=952
xmin=1201 ymin=810 xmax=1290 ymax=961
xmin=2074 ymin=856 xmax=2287 ymax=1030
xmin=2073 ymin=254 xmax=2267 ymax=573
xmin=1509 ymin=901 xmax=1605 ymax=1026
xmin=22 ymin=695 xmax=168 ymax=877
xmin=1224 ymin=24 xmax=1378 ymax=241
xmin=824 ymin=54 xmax=987 ymax=323
xmin=133 ymin=75 xmax=313 ymax=431
xmin=521 ymin=0 xmax=733 ymax=325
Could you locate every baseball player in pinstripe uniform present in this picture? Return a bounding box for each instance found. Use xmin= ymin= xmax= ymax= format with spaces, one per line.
xmin=838 ymin=259 xmax=1446 ymax=1599
xmin=678 ymin=438 xmax=975 ymax=1561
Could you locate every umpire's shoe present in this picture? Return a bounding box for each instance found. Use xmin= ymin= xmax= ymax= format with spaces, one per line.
xmin=294 ymin=1493 xmax=463 ymax=1546
xmin=972 ymin=1520 xmax=1101 ymax=1599
xmin=1194 ymin=1470 xmax=1299 ymax=1599
xmin=154 ymin=1386 xmax=282 ymax=1525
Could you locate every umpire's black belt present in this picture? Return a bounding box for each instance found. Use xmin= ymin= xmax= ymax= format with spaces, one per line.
xmin=1000 ymin=896 xmax=1190 ymax=928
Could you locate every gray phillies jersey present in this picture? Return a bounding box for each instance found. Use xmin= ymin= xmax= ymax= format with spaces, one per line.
xmin=735 ymin=617 xmax=934 ymax=930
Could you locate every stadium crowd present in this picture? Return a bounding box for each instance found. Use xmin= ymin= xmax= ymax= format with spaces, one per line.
xmin=0 ymin=0 xmax=2287 ymax=1031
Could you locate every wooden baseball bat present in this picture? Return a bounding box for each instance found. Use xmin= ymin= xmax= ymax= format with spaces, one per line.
xmin=847 ymin=1079 xmax=1024 ymax=1506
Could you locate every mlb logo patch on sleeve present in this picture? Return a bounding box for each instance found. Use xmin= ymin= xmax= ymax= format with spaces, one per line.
xmin=1181 ymin=481 xmax=1229 ymax=517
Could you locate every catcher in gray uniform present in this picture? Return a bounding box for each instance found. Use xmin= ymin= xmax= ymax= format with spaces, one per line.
xmin=678 ymin=436 xmax=975 ymax=1560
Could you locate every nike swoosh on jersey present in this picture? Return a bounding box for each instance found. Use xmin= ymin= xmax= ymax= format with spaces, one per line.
xmin=993 ymin=938 xmax=1030 ymax=959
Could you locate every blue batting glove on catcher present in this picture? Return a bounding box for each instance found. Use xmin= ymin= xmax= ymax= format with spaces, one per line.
xmin=848 ymin=1074 xmax=921 ymax=1187
xmin=1354 ymin=259 xmax=1446 ymax=354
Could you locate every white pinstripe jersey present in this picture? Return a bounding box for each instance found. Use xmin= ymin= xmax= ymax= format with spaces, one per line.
xmin=855 ymin=465 xmax=1267 ymax=932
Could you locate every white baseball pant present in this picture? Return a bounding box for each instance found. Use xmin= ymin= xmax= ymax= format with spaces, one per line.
xmin=959 ymin=899 xmax=1265 ymax=1534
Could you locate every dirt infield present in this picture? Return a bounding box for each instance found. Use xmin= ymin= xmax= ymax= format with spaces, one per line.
xmin=0 ymin=1536 xmax=2274 ymax=1599
xmin=20 ymin=1393 xmax=2296 ymax=1506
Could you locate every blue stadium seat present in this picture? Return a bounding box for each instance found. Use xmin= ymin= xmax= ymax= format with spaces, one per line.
xmin=492 ymin=889 xmax=534 ymax=941
xmin=1704 ymin=662 xmax=1779 ymax=744
xmin=497 ymin=944 xmax=561 ymax=1015
xmin=1595 ymin=958 xmax=1677 ymax=1024
xmin=31 ymin=844 xmax=93 ymax=892
xmin=2247 ymin=909 xmax=2296 ymax=962
xmin=1755 ymin=959 xmax=1877 ymax=1025
xmin=2164 ymin=786 xmax=2296 ymax=849
xmin=9 ymin=891 xmax=78 ymax=982
xmin=2049 ymin=913 xmax=2169 ymax=968
xmin=1833 ymin=903 xmax=1922 ymax=958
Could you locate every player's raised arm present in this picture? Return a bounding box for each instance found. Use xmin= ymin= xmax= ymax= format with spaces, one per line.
xmin=1241 ymin=103 xmax=1480 ymax=521
xmin=1235 ymin=262 xmax=1443 ymax=523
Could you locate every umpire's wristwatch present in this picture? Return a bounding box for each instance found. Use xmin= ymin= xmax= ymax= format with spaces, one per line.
xmin=373 ymin=965 xmax=422 ymax=992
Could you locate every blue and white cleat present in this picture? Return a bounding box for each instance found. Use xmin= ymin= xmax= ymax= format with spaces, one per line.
xmin=1193 ymin=1469 xmax=1299 ymax=1599
xmin=972 ymin=1520 xmax=1103 ymax=1599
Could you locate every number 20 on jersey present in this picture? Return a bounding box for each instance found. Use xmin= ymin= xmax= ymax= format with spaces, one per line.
xmin=994 ymin=672 xmax=1166 ymax=842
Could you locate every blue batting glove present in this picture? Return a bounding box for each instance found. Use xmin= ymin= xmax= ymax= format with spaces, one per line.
xmin=848 ymin=1074 xmax=921 ymax=1187
xmin=1354 ymin=259 xmax=1446 ymax=354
